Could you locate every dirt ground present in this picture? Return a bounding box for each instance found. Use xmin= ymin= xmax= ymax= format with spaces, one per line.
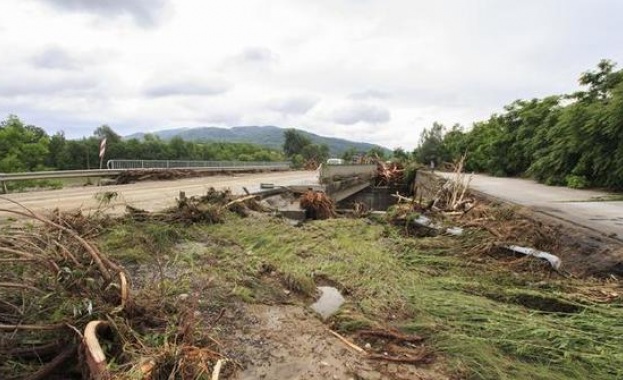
xmin=3 ymin=178 xmax=622 ymax=379
xmin=0 ymin=170 xmax=316 ymax=221
xmin=217 ymin=303 xmax=447 ymax=380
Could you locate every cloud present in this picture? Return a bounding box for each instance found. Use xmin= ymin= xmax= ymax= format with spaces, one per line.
xmin=226 ymin=47 xmax=278 ymax=69
xmin=31 ymin=47 xmax=78 ymax=70
xmin=268 ymin=95 xmax=319 ymax=115
xmin=349 ymin=89 xmax=391 ymax=100
xmin=0 ymin=74 xmax=96 ymax=96
xmin=331 ymin=103 xmax=391 ymax=125
xmin=144 ymin=78 xmax=231 ymax=97
xmin=37 ymin=0 xmax=170 ymax=27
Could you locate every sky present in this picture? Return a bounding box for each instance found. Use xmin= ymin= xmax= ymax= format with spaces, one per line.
xmin=0 ymin=0 xmax=622 ymax=150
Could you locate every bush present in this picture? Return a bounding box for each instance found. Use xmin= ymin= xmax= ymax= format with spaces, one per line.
xmin=565 ymin=175 xmax=589 ymax=189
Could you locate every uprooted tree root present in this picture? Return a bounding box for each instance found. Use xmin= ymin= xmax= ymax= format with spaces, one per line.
xmin=0 ymin=198 xmax=227 ymax=379
xmin=300 ymin=191 xmax=336 ymax=220
xmin=376 ymin=161 xmax=405 ymax=187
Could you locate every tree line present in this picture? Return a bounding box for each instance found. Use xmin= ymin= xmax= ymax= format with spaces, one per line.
xmin=0 ymin=117 xmax=285 ymax=173
xmin=415 ymin=60 xmax=623 ymax=190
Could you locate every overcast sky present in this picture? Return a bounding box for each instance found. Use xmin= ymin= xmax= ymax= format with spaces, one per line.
xmin=1 ymin=0 xmax=622 ymax=149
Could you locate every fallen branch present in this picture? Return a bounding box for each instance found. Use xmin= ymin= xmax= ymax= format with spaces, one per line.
xmin=391 ymin=193 xmax=415 ymax=203
xmin=0 ymin=323 xmax=66 ymax=331
xmin=328 ymin=330 xmax=366 ymax=354
xmin=5 ymin=341 xmax=66 ymax=360
xmin=0 ymin=281 xmax=45 ymax=294
xmin=223 ymin=194 xmax=259 ymax=209
xmin=26 ymin=344 xmax=76 ymax=380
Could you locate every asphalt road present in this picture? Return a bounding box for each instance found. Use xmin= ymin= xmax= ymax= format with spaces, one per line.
xmin=0 ymin=170 xmax=318 ymax=220
xmin=439 ymin=172 xmax=623 ymax=239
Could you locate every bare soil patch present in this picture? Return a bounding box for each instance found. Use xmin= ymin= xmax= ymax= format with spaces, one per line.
xmin=218 ymin=303 xmax=446 ymax=380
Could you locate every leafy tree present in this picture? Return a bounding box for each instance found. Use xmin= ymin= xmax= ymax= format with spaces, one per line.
xmin=341 ymin=147 xmax=358 ymax=163
xmin=439 ymin=124 xmax=466 ymax=162
xmin=0 ymin=115 xmax=49 ymax=172
xmin=414 ymin=122 xmax=446 ymax=166
xmin=391 ymin=147 xmax=410 ymax=162
xmin=366 ymin=146 xmax=387 ymax=161
xmin=94 ymin=124 xmax=122 ymax=144
xmin=301 ymin=143 xmax=330 ymax=163
xmin=46 ymin=132 xmax=69 ymax=169
xmin=434 ymin=60 xmax=623 ymax=190
xmin=283 ymin=129 xmax=311 ymax=157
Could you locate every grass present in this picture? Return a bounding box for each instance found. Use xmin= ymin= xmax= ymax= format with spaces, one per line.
xmin=97 ymin=213 xmax=623 ymax=379
xmin=201 ymin=216 xmax=621 ymax=379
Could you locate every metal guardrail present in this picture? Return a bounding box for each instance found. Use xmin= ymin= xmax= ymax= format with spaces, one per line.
xmin=0 ymin=169 xmax=122 ymax=181
xmin=0 ymin=161 xmax=291 ymax=191
xmin=107 ymin=160 xmax=290 ymax=170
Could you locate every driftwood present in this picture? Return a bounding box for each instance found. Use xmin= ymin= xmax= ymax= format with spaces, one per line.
xmin=223 ymin=194 xmax=260 ymax=209
xmin=391 ymin=193 xmax=415 ymax=203
xmin=428 ymin=154 xmax=475 ymax=212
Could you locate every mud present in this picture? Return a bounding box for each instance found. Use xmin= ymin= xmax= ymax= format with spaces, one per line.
xmin=218 ymin=303 xmax=447 ymax=380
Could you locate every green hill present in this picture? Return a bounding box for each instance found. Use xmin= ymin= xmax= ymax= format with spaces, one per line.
xmin=125 ymin=126 xmax=389 ymax=156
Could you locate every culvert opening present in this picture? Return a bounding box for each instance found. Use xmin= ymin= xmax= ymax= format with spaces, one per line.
xmin=337 ymin=185 xmax=401 ymax=212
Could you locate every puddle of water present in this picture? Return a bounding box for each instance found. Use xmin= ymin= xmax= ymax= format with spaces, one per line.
xmin=310 ymin=286 xmax=345 ymax=319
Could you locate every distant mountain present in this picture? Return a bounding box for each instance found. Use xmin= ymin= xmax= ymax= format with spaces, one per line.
xmin=125 ymin=126 xmax=389 ymax=156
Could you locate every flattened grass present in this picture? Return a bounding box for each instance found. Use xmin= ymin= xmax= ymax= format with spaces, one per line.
xmin=196 ymin=216 xmax=623 ymax=380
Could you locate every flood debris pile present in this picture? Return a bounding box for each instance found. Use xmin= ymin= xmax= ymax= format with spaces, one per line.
xmin=110 ymin=168 xmax=274 ymax=185
xmin=0 ymin=201 xmax=226 ymax=379
xmin=385 ymin=156 xmax=572 ymax=273
xmin=126 ymin=187 xmax=265 ymax=223
xmin=111 ymin=169 xmax=208 ymax=185
xmin=376 ymin=161 xmax=405 ymax=187
xmin=299 ymin=191 xmax=335 ymax=220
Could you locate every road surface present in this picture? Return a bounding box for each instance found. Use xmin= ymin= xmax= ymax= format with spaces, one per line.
xmin=0 ymin=171 xmax=318 ymax=220
xmin=439 ymin=172 xmax=623 ymax=239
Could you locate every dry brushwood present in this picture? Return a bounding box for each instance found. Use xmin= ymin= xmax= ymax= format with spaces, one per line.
xmin=112 ymin=168 xmax=201 ymax=185
xmin=0 ymin=197 xmax=226 ymax=379
xmin=0 ymin=197 xmax=129 ymax=378
xmin=300 ymin=191 xmax=336 ymax=219
xmin=430 ymin=154 xmax=475 ymax=212
xmin=125 ymin=188 xmax=265 ymax=223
